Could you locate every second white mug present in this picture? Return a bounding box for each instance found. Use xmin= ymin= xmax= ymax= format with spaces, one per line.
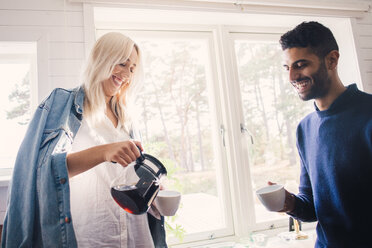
xmin=256 ymin=184 xmax=285 ymax=211
xmin=154 ymin=190 xmax=181 ymax=216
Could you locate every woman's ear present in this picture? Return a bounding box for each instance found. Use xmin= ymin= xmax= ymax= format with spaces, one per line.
xmin=326 ymin=50 xmax=339 ymax=70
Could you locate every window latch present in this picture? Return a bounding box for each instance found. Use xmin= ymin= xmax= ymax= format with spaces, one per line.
xmin=240 ymin=123 xmax=254 ymax=145
xmin=220 ymin=124 xmax=225 ymax=147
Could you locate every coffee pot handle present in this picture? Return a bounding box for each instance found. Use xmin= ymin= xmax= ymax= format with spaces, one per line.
xmin=136 ymin=145 xmax=145 ymax=163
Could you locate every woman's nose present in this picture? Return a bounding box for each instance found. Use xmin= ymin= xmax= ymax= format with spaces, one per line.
xmin=119 ymin=66 xmax=130 ymax=78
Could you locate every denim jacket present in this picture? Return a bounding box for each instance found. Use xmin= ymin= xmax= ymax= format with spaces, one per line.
xmin=1 ymin=87 xmax=166 ymax=248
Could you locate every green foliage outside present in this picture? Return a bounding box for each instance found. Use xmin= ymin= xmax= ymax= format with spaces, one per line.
xmin=236 ymin=42 xmax=313 ymax=171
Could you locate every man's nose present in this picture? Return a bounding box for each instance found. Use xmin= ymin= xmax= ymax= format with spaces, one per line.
xmin=288 ymin=67 xmax=298 ymax=82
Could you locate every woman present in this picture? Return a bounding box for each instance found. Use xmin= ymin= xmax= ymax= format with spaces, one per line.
xmin=1 ymin=32 xmax=166 ymax=248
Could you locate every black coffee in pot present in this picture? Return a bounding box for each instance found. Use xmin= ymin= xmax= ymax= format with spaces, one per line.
xmin=111 ymin=181 xmax=159 ymax=215
xmin=111 ymin=148 xmax=166 ymax=215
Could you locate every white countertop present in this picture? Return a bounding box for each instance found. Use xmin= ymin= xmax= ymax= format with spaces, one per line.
xmin=0 ymin=168 xmax=12 ymax=187
xmin=0 ymin=177 xmax=10 ymax=187
xmin=193 ymin=230 xmax=316 ymax=248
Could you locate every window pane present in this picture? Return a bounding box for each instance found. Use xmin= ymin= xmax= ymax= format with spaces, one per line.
xmin=234 ymin=40 xmax=313 ymax=223
xmin=0 ymin=42 xmax=36 ymax=172
xmin=132 ymin=36 xmax=227 ymax=241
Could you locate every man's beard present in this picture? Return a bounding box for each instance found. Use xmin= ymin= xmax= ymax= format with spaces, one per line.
xmin=292 ymin=61 xmax=331 ymax=101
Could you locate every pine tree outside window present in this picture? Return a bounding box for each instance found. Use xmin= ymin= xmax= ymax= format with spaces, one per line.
xmin=0 ymin=42 xmax=37 ymax=174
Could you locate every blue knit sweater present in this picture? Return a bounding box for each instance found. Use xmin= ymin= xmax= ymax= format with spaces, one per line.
xmin=292 ymin=84 xmax=372 ymax=248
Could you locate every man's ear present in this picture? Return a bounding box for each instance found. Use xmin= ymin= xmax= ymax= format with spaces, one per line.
xmin=326 ymin=50 xmax=339 ymax=70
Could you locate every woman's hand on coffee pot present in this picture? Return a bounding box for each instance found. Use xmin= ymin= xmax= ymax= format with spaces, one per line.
xmin=104 ymin=140 xmax=143 ymax=167
xmin=66 ymin=140 xmax=143 ymax=177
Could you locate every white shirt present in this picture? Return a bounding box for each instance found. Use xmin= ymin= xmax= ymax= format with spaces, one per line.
xmin=69 ymin=117 xmax=154 ymax=248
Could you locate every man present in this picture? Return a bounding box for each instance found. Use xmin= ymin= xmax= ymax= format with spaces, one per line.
xmin=276 ymin=21 xmax=372 ymax=248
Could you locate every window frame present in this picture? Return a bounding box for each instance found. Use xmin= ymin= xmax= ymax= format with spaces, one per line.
xmin=0 ymin=44 xmax=38 ymax=113
xmin=211 ymin=27 xmax=298 ymax=235
xmin=96 ymin=29 xmax=236 ymax=244
xmin=92 ymin=7 xmax=359 ymax=246
xmin=0 ymin=27 xmax=50 ymax=107
xmin=228 ymin=32 xmax=302 ymax=232
xmin=0 ymin=32 xmax=44 ymax=175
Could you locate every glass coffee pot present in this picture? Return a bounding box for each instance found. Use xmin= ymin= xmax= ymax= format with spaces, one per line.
xmin=110 ymin=148 xmax=167 ymax=215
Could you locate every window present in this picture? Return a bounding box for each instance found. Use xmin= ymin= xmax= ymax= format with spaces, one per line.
xmin=233 ymin=34 xmax=313 ymax=223
xmin=94 ymin=7 xmax=361 ymax=246
xmin=231 ymin=31 xmax=357 ymax=228
xmin=97 ymin=30 xmax=233 ymax=244
xmin=0 ymin=42 xmax=37 ymax=174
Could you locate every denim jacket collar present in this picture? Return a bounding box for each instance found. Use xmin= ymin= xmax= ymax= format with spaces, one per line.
xmin=74 ymin=86 xmax=85 ymax=115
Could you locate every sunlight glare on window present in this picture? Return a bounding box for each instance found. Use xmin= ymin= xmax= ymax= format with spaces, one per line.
xmin=234 ymin=40 xmax=313 ymax=223
xmin=128 ymin=35 xmax=226 ymax=240
xmin=0 ymin=42 xmax=36 ymax=172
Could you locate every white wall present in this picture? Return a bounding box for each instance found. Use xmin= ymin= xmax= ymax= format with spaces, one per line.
xmin=352 ymin=11 xmax=372 ymax=92
xmin=0 ymin=0 xmax=371 ymax=98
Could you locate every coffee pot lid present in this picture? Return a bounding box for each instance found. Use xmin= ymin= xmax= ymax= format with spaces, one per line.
xmin=136 ymin=151 xmax=167 ymax=178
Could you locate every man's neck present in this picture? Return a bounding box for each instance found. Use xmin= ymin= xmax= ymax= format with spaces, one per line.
xmin=315 ymin=80 xmax=346 ymax=111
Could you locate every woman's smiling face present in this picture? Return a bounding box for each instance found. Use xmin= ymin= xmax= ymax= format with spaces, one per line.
xmin=102 ymin=47 xmax=138 ymax=102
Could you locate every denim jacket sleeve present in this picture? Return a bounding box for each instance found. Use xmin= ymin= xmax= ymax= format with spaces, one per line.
xmin=1 ymin=88 xmax=82 ymax=248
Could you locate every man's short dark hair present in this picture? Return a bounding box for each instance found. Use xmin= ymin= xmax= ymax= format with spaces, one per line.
xmin=279 ymin=21 xmax=339 ymax=58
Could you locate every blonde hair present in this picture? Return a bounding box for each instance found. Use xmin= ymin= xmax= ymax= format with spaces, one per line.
xmin=81 ymin=32 xmax=143 ymax=131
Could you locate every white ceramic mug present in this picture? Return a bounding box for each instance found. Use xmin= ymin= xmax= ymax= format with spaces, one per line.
xmin=154 ymin=190 xmax=181 ymax=216
xmin=256 ymin=184 xmax=285 ymax=211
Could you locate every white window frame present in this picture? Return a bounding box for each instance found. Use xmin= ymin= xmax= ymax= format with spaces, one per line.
xmin=0 ymin=28 xmax=48 ymax=177
xmin=96 ymin=28 xmax=236 ymax=245
xmin=0 ymin=44 xmax=38 ymax=114
xmin=0 ymin=27 xmax=50 ymax=113
xmin=221 ymin=24 xmax=360 ymax=233
xmin=210 ymin=27 xmax=301 ymax=236
xmin=90 ymin=5 xmax=362 ymax=246
xmin=0 ymin=29 xmax=47 ymax=224
xmin=227 ymin=31 xmax=305 ymax=232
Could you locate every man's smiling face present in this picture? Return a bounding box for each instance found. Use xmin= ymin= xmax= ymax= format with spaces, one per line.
xmin=283 ymin=47 xmax=331 ymax=101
